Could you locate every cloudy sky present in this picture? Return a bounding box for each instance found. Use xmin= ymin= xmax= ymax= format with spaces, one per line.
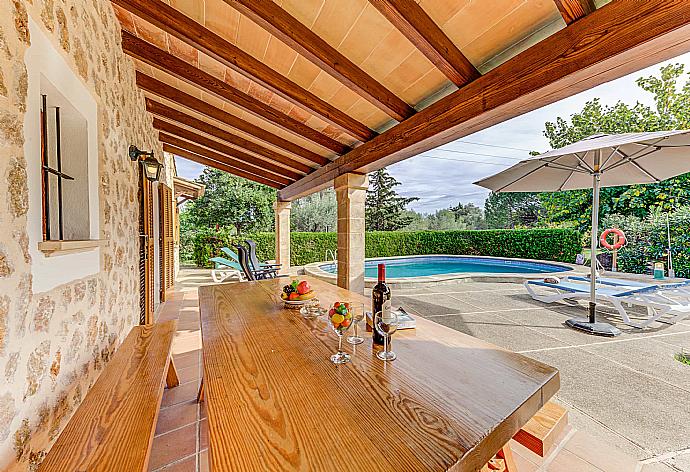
xmin=175 ymin=51 xmax=690 ymax=214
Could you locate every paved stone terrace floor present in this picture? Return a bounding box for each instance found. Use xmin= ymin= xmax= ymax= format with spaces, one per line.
xmin=150 ymin=269 xmax=690 ymax=472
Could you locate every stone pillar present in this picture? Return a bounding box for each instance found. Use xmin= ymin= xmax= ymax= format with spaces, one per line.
xmin=274 ymin=200 xmax=291 ymax=274
xmin=335 ymin=173 xmax=368 ymax=294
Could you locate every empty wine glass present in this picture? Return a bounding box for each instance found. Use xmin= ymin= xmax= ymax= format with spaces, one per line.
xmin=374 ymin=310 xmax=398 ymax=361
xmin=347 ymin=303 xmax=366 ymax=345
xmin=327 ymin=302 xmax=354 ymax=364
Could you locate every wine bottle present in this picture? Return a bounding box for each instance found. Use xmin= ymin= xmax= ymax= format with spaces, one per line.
xmin=371 ymin=263 xmax=391 ymax=348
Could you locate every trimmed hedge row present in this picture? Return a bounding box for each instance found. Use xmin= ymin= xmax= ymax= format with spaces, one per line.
xmin=192 ymin=228 xmax=582 ymax=268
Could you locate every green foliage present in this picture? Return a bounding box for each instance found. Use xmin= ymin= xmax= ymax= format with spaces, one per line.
xmin=675 ymin=352 xmax=690 ymax=367
xmin=484 ymin=192 xmax=542 ymax=229
xmin=366 ymin=168 xmax=419 ymax=231
xmin=180 ymin=168 xmax=276 ymax=234
xmin=601 ymin=206 xmax=690 ymax=278
xmin=402 ymin=203 xmax=486 ymax=231
xmin=539 ymin=64 xmax=690 ymax=230
xmin=291 ymin=189 xmax=336 ymax=232
xmin=191 ymin=228 xmax=581 ymax=267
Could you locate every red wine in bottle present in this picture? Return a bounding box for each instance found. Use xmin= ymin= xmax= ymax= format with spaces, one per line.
xmin=371 ymin=264 xmax=391 ymax=348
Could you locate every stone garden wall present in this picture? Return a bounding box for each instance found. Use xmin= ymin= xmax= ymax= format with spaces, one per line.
xmin=0 ymin=0 xmax=169 ymax=469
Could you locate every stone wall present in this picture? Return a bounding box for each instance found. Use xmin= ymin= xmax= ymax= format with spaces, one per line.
xmin=0 ymin=0 xmax=169 ymax=470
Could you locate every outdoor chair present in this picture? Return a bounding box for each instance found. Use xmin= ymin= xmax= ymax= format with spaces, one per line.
xmin=245 ymin=239 xmax=281 ymax=276
xmin=209 ymin=256 xmax=243 ymax=283
xmin=235 ymin=244 xmax=275 ymax=280
xmin=525 ymin=278 xmax=690 ymax=328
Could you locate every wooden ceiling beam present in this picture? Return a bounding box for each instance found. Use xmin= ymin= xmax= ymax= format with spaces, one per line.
xmin=279 ymin=0 xmax=690 ymax=200
xmin=163 ymin=143 xmax=283 ymax=189
xmin=553 ymin=0 xmax=596 ymax=24
xmin=146 ymin=98 xmax=313 ymax=174
xmin=112 ymin=0 xmax=375 ymax=142
xmin=154 ymin=121 xmax=301 ymax=181
xmin=136 ymin=72 xmax=329 ymax=166
xmin=368 ymin=0 xmax=480 ymax=86
xmin=226 ymin=0 xmax=415 ymax=122
xmin=121 ymin=31 xmax=349 ymax=155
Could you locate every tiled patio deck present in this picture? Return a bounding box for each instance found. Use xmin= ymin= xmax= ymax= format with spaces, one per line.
xmin=151 ymin=269 xmax=690 ymax=472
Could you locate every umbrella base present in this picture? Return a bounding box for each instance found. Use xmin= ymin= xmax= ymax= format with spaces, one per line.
xmin=565 ymin=318 xmax=621 ymax=337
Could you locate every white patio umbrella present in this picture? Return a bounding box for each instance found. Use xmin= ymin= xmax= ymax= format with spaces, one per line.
xmin=474 ymin=130 xmax=690 ymax=336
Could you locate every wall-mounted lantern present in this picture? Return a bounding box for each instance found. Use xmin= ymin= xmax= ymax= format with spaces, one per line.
xmin=129 ymin=145 xmax=162 ymax=182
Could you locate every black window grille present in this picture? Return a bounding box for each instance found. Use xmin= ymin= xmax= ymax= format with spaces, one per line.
xmin=41 ymin=94 xmax=75 ymax=240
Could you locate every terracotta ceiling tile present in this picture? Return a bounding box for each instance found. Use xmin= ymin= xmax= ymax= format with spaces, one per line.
xmin=236 ymin=15 xmax=272 ymax=60
xmin=288 ymin=106 xmax=312 ymax=125
xmin=132 ymin=17 xmax=168 ymax=50
xmin=204 ymin=0 xmax=241 ymax=42
xmin=268 ymin=95 xmax=295 ymax=116
xmin=224 ymin=68 xmax=252 ymax=94
xmin=197 ymin=54 xmax=226 ymax=81
xmin=418 ymin=0 xmax=472 ymax=26
xmin=169 ymin=0 xmax=205 ymax=24
xmin=400 ymin=69 xmax=450 ymax=106
xmin=263 ymin=38 xmax=299 ymax=76
xmin=281 ymin=0 xmax=326 ymax=29
xmin=168 ymin=35 xmax=199 ymax=68
xmin=286 ymin=55 xmax=323 ymax=91
xmin=311 ymin=0 xmax=368 ymax=48
xmin=247 ymin=82 xmax=274 ymax=105
xmin=112 ymin=4 xmax=136 ymax=33
xmin=337 ymin=3 xmax=394 ymax=65
xmin=441 ymin=0 xmax=519 ymax=48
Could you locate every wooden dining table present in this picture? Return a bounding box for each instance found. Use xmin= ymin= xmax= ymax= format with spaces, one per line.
xmin=198 ymin=276 xmax=559 ymax=471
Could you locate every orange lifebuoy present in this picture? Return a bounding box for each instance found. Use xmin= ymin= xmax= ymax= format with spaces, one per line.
xmin=600 ymin=228 xmax=626 ymax=250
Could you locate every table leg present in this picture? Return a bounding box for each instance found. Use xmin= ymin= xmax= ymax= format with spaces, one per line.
xmin=481 ymin=443 xmax=518 ymax=472
xmin=197 ymin=379 xmax=205 ymax=403
xmin=166 ymin=357 xmax=180 ymax=388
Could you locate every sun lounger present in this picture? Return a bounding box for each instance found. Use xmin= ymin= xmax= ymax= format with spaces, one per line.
xmin=525 ymin=278 xmax=690 ymax=328
xmin=209 ymin=257 xmax=243 ymax=283
xmin=564 ymin=275 xmax=653 ymax=288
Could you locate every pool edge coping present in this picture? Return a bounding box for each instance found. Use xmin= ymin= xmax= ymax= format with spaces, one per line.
xmin=304 ymin=254 xmax=586 ymax=288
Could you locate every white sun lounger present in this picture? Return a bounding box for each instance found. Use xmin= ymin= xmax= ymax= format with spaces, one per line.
xmin=525 ymin=278 xmax=690 ymax=329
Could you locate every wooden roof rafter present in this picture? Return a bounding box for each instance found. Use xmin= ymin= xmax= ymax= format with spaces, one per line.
xmin=146 ymin=98 xmax=314 ymax=174
xmin=164 ymin=143 xmax=284 ymax=189
xmin=112 ymin=0 xmax=376 ymax=143
xmin=121 ymin=31 xmax=349 ymax=155
xmin=154 ymin=121 xmax=302 ymax=181
xmin=368 ymin=0 xmax=480 ymax=87
xmin=225 ymin=0 xmax=416 ymax=122
xmin=279 ymin=0 xmax=690 ymax=201
xmin=553 ymin=0 xmax=596 ymax=24
xmin=135 ymin=72 xmax=329 ymax=166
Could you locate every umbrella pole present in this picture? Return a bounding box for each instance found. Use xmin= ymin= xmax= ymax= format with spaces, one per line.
xmin=566 ymin=150 xmax=620 ymax=337
xmin=589 ymin=171 xmax=600 ymax=324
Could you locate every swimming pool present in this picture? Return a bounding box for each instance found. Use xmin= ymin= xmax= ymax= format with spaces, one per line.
xmin=317 ymin=256 xmax=571 ymax=278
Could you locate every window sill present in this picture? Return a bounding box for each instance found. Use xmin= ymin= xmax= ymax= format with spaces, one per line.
xmin=38 ymin=239 xmax=106 ymax=257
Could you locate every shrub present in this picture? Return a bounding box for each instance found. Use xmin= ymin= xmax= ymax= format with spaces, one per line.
xmin=191 ymin=228 xmax=581 ymax=268
xmin=602 ymin=207 xmax=690 ymax=278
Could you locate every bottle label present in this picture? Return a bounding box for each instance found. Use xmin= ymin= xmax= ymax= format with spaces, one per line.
xmin=382 ymin=299 xmax=392 ymax=323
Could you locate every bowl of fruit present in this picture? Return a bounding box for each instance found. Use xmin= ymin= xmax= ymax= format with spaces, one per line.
xmin=281 ymin=280 xmax=317 ymax=307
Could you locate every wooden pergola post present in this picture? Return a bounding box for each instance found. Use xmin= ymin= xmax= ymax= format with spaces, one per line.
xmin=335 ymin=173 xmax=368 ymax=294
xmin=274 ymin=200 xmax=291 ymax=274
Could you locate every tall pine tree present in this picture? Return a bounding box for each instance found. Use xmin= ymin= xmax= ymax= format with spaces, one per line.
xmin=366 ymin=168 xmax=418 ymax=231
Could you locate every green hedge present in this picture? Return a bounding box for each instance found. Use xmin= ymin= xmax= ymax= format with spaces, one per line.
xmin=192 ymin=228 xmax=581 ymax=268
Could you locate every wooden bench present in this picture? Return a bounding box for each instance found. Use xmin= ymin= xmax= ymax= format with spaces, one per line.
xmin=513 ymin=401 xmax=568 ymax=457
xmin=38 ymin=320 xmax=179 ymax=472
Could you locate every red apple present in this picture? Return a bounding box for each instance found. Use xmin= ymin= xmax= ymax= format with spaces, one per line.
xmin=297 ymin=281 xmax=311 ymax=295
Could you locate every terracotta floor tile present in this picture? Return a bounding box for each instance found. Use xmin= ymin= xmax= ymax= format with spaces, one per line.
xmin=148 ymin=424 xmax=197 ymax=471
xmin=547 ymin=449 xmax=604 ymax=472
xmin=512 ymin=451 xmax=539 ymax=472
xmin=155 ymin=401 xmax=199 ymax=436
xmin=173 ymin=350 xmax=200 ymax=370
xmin=161 ymin=381 xmax=200 ymax=408
xmin=177 ymin=364 xmax=201 ymax=384
xmin=153 ymin=454 xmax=196 ymax=472
xmin=199 ymin=418 xmax=208 ymax=450
xmin=199 ymin=449 xmax=209 ymax=472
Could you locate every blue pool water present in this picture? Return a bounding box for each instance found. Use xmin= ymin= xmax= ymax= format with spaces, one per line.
xmin=320 ymin=256 xmax=569 ymax=278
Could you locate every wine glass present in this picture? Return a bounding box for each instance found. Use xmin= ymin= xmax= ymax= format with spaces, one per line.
xmin=374 ymin=310 xmax=398 ymax=361
xmin=346 ymin=303 xmax=366 ymax=345
xmin=327 ymin=302 xmax=354 ymax=364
